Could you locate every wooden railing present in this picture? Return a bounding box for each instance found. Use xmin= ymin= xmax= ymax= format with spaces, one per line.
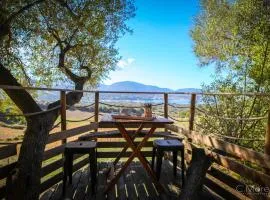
xmin=0 ymin=85 xmax=270 ymax=199
xmin=165 ymin=124 xmax=270 ymax=199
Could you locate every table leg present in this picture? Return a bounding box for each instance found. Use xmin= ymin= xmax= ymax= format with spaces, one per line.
xmin=105 ymin=124 xmax=164 ymax=193
xmin=113 ymin=123 xmax=144 ymax=166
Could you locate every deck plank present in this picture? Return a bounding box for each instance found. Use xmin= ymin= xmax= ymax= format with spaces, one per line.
xmin=41 ymin=161 xmax=218 ymax=200
xmin=116 ymin=163 xmax=127 ymax=200
xmin=73 ymin=167 xmax=89 ymax=200
xmin=123 ymin=164 xmax=137 ymax=200
xmin=130 ymin=162 xmax=148 ymax=200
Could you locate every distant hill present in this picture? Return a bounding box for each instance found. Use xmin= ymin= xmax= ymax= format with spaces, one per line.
xmin=176 ymin=88 xmax=202 ymax=93
xmin=98 ymin=81 xmax=200 ymax=93
xmin=38 ymin=81 xmax=201 ymax=104
xmin=98 ymin=81 xmax=173 ymax=92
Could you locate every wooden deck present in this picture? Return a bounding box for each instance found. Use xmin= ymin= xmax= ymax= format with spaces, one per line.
xmin=40 ymin=160 xmax=222 ymax=200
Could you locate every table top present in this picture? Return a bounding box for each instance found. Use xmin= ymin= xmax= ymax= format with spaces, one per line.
xmin=99 ymin=114 xmax=174 ymax=125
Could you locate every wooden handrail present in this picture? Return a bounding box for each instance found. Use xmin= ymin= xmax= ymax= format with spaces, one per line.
xmin=165 ymin=124 xmax=270 ymax=169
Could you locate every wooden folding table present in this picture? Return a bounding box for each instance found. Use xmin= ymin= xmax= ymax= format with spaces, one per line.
xmin=99 ymin=115 xmax=174 ymax=193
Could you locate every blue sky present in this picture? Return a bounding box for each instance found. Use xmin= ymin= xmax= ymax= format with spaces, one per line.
xmin=104 ymin=0 xmax=215 ymax=90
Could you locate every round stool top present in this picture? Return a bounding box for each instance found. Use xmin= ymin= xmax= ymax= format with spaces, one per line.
xmin=153 ymin=139 xmax=184 ymax=150
xmin=65 ymin=141 xmax=97 ymax=149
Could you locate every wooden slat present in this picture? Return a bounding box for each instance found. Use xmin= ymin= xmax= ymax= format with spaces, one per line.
xmin=41 ymin=159 xmax=64 ymax=177
xmin=181 ymin=134 xmax=270 ymax=191
xmin=40 ymin=155 xmax=89 ymax=193
xmin=0 ymin=184 xmax=7 ymax=200
xmin=99 ymin=123 xmax=167 ymax=129
xmin=208 ymin=167 xmax=245 ymax=191
xmin=47 ymin=123 xmax=98 ymax=144
xmin=208 ymin=167 xmax=269 ymax=200
xmin=40 ymin=173 xmax=63 ymax=194
xmin=165 ymin=124 xmax=270 ymax=169
xmin=204 ymin=174 xmax=243 ymax=200
xmin=43 ymin=145 xmax=65 ymax=161
xmin=209 ymin=150 xmax=270 ymax=188
xmin=97 ymin=141 xmax=153 ymax=148
xmin=0 ymin=162 xmax=17 ymax=179
xmin=0 ymin=144 xmax=17 ymax=160
xmin=97 ymin=151 xmax=153 ymax=158
xmin=41 ymin=154 xmax=87 ymax=178
xmin=78 ymin=130 xmax=120 ymax=140
xmin=79 ymin=131 xmax=174 ymax=140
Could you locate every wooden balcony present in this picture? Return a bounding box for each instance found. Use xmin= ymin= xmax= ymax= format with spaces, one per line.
xmin=0 ymin=86 xmax=270 ymax=199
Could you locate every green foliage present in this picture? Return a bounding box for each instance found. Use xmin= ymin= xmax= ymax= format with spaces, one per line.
xmin=197 ymin=73 xmax=268 ymax=151
xmin=0 ymin=0 xmax=135 ymax=120
xmin=1 ymin=0 xmax=135 ymax=87
xmin=191 ymin=0 xmax=270 ymax=151
xmin=0 ymin=92 xmax=25 ymax=124
xmin=191 ymin=0 xmax=270 ymax=83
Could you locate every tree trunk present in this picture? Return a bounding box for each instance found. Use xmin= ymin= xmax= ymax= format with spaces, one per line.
xmin=1 ymin=63 xmax=85 ymax=200
xmin=6 ymin=114 xmax=56 ymax=200
xmin=6 ymin=93 xmax=84 ymax=200
xmin=179 ymin=147 xmax=213 ymax=200
xmin=0 ymin=3 xmax=85 ymax=199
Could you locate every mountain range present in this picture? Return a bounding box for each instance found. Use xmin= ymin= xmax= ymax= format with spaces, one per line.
xmin=38 ymin=81 xmax=201 ymax=104
xmin=98 ymin=81 xmax=201 ymax=93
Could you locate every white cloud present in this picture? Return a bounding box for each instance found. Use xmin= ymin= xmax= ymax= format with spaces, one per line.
xmin=117 ymin=57 xmax=135 ymax=69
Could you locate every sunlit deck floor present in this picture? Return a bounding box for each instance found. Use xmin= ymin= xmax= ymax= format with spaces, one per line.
xmin=40 ymin=160 xmax=221 ymax=200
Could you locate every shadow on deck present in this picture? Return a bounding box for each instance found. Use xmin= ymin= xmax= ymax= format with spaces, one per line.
xmin=40 ymin=160 xmax=221 ymax=200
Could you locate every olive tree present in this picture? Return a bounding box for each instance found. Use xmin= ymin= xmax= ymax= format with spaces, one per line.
xmin=0 ymin=1 xmax=135 ymax=199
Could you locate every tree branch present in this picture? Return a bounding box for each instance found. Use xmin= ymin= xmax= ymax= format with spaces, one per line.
xmin=3 ymin=0 xmax=45 ymax=26
xmin=0 ymin=62 xmax=41 ymax=114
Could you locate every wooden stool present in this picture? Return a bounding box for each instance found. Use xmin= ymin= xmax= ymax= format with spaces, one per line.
xmin=62 ymin=141 xmax=97 ymax=196
xmin=151 ymin=139 xmax=185 ymax=186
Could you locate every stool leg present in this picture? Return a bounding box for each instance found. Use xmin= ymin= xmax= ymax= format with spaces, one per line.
xmin=68 ymin=154 xmax=73 ymax=184
xmin=151 ymin=147 xmax=156 ymax=170
xmin=62 ymin=152 xmax=68 ymax=196
xmin=156 ymin=150 xmax=163 ymax=181
xmin=89 ymin=149 xmax=97 ymax=194
xmin=181 ymin=149 xmax=185 ymax=186
xmin=173 ymin=151 xmax=178 ymax=177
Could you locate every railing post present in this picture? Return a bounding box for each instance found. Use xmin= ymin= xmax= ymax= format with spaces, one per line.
xmin=164 ymin=93 xmax=168 ymax=132
xmin=60 ymin=91 xmax=67 ymax=144
xmin=164 ymin=93 xmax=168 ymax=119
xmin=94 ymin=92 xmax=99 ymax=132
xmin=189 ymin=94 xmax=196 ymax=131
xmin=263 ymin=110 xmax=270 ymax=174
xmin=265 ymin=110 xmax=270 ymax=155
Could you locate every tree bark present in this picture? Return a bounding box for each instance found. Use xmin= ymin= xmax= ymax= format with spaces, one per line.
xmin=1 ymin=63 xmax=85 ymax=200
xmin=0 ymin=2 xmax=87 ymax=199
xmin=179 ymin=147 xmax=213 ymax=200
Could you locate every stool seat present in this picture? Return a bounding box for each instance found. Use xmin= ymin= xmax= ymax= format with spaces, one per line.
xmin=63 ymin=141 xmax=97 ymax=197
xmin=152 ymin=139 xmax=185 ymax=186
xmin=153 ymin=139 xmax=184 ymax=150
xmin=65 ymin=141 xmax=97 ymax=153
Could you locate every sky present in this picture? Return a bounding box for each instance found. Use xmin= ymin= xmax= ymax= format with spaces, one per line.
xmin=103 ymin=0 xmax=216 ymax=90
